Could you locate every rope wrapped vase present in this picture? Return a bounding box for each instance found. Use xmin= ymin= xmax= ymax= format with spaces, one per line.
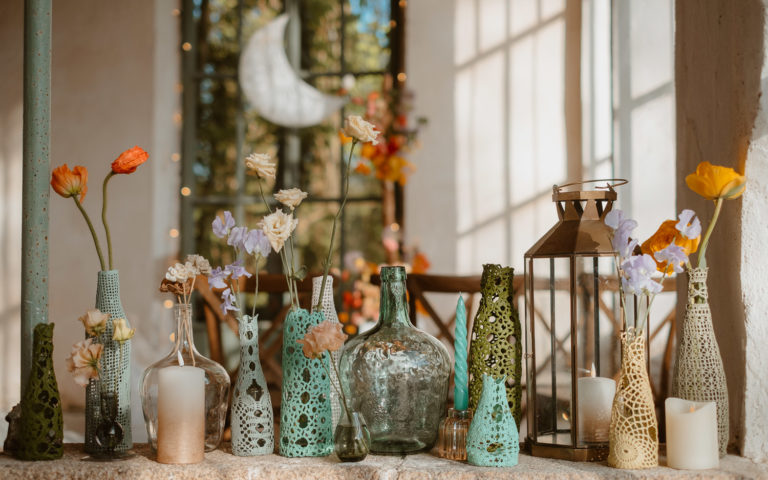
xmin=673 ymin=267 xmax=729 ymax=457
xmin=608 ymin=328 xmax=658 ymax=469
xmin=86 ymin=270 xmax=132 ymax=454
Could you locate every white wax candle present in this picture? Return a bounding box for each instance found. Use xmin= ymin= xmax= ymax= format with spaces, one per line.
xmin=157 ymin=365 xmax=205 ymax=464
xmin=665 ymin=398 xmax=718 ymax=470
xmin=577 ymin=376 xmax=616 ymax=443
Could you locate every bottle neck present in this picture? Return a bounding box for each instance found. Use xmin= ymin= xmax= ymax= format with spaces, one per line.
xmin=173 ymin=304 xmax=198 ymax=359
xmin=379 ymin=277 xmax=412 ymax=327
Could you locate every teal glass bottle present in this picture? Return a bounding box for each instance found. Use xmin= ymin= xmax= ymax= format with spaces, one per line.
xmin=467 ymin=375 xmax=519 ymax=467
xmin=279 ymin=308 xmax=333 ymax=457
xmin=340 ymin=266 xmax=451 ymax=454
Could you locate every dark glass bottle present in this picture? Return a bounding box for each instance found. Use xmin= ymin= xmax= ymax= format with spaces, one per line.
xmin=339 ymin=266 xmax=450 ymax=454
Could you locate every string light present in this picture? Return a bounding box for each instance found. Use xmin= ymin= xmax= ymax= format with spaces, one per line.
xmin=389 ymin=20 xmax=397 ymax=28
xmin=391 ymin=223 xmax=401 ymax=232
xmin=169 ymin=228 xmax=180 ymax=238
xmin=171 ymin=8 xmax=181 ymax=16
xmin=171 ymin=153 xmax=180 ymax=162
xmin=399 ymin=0 xmax=407 ymax=7
xmin=173 ymin=113 xmax=182 ymax=126
xmin=397 ymin=72 xmax=407 ymax=82
xmin=164 ymin=300 xmax=174 ymax=309
xmin=180 ymin=187 xmax=191 ymax=196
xmin=182 ymin=42 xmax=192 ymax=51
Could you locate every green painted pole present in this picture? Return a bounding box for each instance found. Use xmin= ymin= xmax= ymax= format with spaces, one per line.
xmin=21 ymin=0 xmax=51 ymax=393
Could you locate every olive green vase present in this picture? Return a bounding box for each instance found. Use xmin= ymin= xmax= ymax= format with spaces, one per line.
xmin=468 ymin=264 xmax=522 ymax=426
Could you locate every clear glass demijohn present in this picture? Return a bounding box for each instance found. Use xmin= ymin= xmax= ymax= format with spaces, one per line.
xmin=339 ymin=266 xmax=451 ymax=454
xmin=139 ymin=304 xmax=230 ymax=452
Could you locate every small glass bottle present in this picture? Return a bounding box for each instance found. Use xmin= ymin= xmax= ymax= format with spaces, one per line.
xmin=436 ymin=408 xmax=473 ymax=460
xmin=334 ymin=410 xmax=371 ymax=462
xmin=139 ymin=304 xmax=230 ymax=456
xmin=340 ymin=266 xmax=451 ymax=454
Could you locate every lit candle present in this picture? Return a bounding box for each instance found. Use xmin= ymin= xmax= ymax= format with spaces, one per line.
xmin=453 ymin=294 xmax=469 ymax=411
xmin=577 ymin=365 xmax=615 ymax=443
xmin=157 ymin=365 xmax=205 ymax=464
xmin=665 ymin=398 xmax=718 ymax=470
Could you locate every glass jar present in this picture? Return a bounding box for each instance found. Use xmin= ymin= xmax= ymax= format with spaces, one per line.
xmin=334 ymin=411 xmax=370 ymax=462
xmin=139 ymin=304 xmax=230 ymax=456
xmin=339 ymin=266 xmax=450 ymax=454
xmin=436 ymin=408 xmax=473 ymax=460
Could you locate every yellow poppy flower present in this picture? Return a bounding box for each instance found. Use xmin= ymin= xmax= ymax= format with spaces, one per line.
xmin=685 ymin=161 xmax=746 ymax=200
xmin=641 ymin=220 xmax=700 ymax=273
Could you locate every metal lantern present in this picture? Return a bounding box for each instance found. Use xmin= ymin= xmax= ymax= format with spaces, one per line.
xmin=524 ymin=180 xmax=637 ymax=462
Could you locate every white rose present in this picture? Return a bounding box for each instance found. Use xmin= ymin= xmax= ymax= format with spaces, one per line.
xmin=258 ymin=210 xmax=299 ymax=253
xmin=186 ymin=254 xmax=211 ymax=276
xmin=274 ymin=188 xmax=308 ymax=210
xmin=342 ymin=115 xmax=380 ymax=144
xmin=245 ymin=153 xmax=276 ymax=179
xmin=79 ymin=309 xmax=109 ymax=337
xmin=166 ymin=262 xmax=189 ymax=283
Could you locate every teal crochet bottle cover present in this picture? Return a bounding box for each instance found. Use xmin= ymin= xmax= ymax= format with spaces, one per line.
xmin=279 ymin=308 xmax=333 ymax=457
xmin=467 ymin=375 xmax=519 ymax=467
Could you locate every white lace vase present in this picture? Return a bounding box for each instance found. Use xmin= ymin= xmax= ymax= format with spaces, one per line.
xmin=311 ymin=276 xmax=342 ymax=431
xmin=231 ymin=315 xmax=274 ymax=456
xmin=673 ymin=267 xmax=729 ymax=457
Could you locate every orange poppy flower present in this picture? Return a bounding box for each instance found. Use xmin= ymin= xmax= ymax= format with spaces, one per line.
xmin=111 ymin=146 xmax=149 ymax=174
xmin=640 ymin=220 xmax=700 ymax=273
xmin=354 ymin=162 xmax=372 ymax=175
xmin=685 ymin=161 xmax=746 ymax=200
xmin=338 ymin=131 xmax=353 ymax=145
xmin=50 ymin=164 xmax=88 ymax=202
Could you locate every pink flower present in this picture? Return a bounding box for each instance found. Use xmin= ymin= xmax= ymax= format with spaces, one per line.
xmin=297 ymin=320 xmax=348 ymax=359
xmin=66 ymin=338 xmax=103 ymax=387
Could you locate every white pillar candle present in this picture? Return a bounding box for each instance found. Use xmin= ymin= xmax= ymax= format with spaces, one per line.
xmin=577 ymin=374 xmax=615 ymax=443
xmin=665 ymin=397 xmax=718 ymax=470
xmin=157 ymin=365 xmax=205 ymax=464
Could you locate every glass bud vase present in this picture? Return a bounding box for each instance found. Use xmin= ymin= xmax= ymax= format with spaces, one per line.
xmin=87 ymin=270 xmax=132 ymax=454
xmin=279 ymin=308 xmax=334 ymax=457
xmin=436 ymin=408 xmax=473 ymax=461
xmin=231 ymin=315 xmax=273 ymax=456
xmin=334 ymin=410 xmax=370 ymax=462
xmin=311 ymin=275 xmax=343 ymax=432
xmin=673 ymin=267 xmax=728 ymax=457
xmin=139 ymin=304 xmax=230 ymax=462
xmin=340 ymin=266 xmax=451 ymax=454
xmin=94 ymin=391 xmax=124 ymax=457
xmin=468 ymin=264 xmax=522 ymax=426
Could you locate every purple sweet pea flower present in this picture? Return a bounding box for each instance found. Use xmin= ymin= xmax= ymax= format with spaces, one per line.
xmin=243 ymin=229 xmax=271 ymax=258
xmin=621 ymin=254 xmax=662 ymax=295
xmin=225 ymin=259 xmax=252 ymax=280
xmin=220 ymin=287 xmax=239 ymax=314
xmin=212 ymin=211 xmax=235 ymax=239
xmin=207 ymin=266 xmax=231 ymax=289
xmin=654 ymin=244 xmax=688 ymax=274
xmin=606 ymin=209 xmax=638 ymax=260
xmin=227 ymin=226 xmax=248 ymax=251
xmin=675 ymin=209 xmax=702 ymax=240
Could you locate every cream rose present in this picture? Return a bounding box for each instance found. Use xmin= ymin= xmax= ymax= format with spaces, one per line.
xmin=79 ymin=308 xmax=109 ymax=337
xmin=66 ymin=338 xmax=103 ymax=387
xmin=112 ymin=318 xmax=135 ymax=343
xmin=297 ymin=320 xmax=348 ymax=359
xmin=245 ymin=153 xmax=276 ymax=179
xmin=259 ymin=210 xmax=298 ymax=253
xmin=274 ymin=188 xmax=308 ymax=210
xmin=186 ymin=254 xmax=211 ymax=276
xmin=342 ymin=115 xmax=380 ymax=145
xmin=165 ymin=262 xmax=191 ymax=283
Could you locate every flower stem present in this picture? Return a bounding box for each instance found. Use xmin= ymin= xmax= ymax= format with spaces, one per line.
xmin=258 ymin=180 xmax=273 ymax=214
xmin=324 ymin=351 xmax=353 ymax=421
xmin=697 ymin=197 xmax=723 ymax=269
xmin=102 ymin=172 xmax=116 ymax=270
xmin=252 ymin=257 xmax=260 ymax=318
xmin=316 ymin=140 xmax=357 ymax=310
xmin=73 ymin=197 xmax=106 ymax=271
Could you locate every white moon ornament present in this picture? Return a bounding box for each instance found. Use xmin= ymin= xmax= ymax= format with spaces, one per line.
xmin=239 ymin=14 xmax=347 ymax=128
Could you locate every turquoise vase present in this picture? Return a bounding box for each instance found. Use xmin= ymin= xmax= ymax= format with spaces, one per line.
xmin=467 ymin=375 xmax=519 ymax=467
xmin=231 ymin=315 xmax=274 ymax=456
xmin=279 ymin=308 xmax=333 ymax=457
xmin=86 ymin=270 xmax=132 ymax=454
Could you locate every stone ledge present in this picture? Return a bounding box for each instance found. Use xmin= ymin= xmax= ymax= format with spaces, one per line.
xmin=1 ymin=444 xmax=767 ymax=480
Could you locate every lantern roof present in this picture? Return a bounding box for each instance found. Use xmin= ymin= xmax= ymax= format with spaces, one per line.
xmin=525 ymin=182 xmax=624 ymax=257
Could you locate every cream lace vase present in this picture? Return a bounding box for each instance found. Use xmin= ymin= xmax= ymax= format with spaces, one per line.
xmin=311 ymin=276 xmax=342 ymax=431
xmin=608 ymin=328 xmax=658 ymax=469
xmin=673 ymin=267 xmax=728 ymax=457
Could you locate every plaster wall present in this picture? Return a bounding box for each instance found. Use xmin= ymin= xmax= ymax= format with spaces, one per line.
xmin=675 ymin=0 xmax=765 ymax=457
xmin=0 ymin=0 xmax=180 ymax=442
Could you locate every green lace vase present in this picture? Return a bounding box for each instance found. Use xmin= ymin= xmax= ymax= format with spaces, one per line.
xmin=468 ymin=264 xmax=522 ymax=425
xmin=86 ymin=270 xmax=132 ymax=454
xmin=13 ymin=323 xmax=64 ymax=460
xmin=466 ymin=375 xmax=519 ymax=467
xmin=279 ymin=308 xmax=333 ymax=457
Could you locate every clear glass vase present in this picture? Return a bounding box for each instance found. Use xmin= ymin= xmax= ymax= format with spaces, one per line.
xmin=339 ymin=266 xmax=451 ymax=454
xmin=334 ymin=410 xmax=370 ymax=462
xmin=139 ymin=304 xmax=230 ymax=462
xmin=436 ymin=408 xmax=472 ymax=461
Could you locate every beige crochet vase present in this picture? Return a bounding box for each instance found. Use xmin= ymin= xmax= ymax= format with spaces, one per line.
xmin=608 ymin=328 xmax=658 ymax=469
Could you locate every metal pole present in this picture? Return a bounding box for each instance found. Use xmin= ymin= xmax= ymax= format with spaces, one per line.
xmin=21 ymin=0 xmax=52 ymax=392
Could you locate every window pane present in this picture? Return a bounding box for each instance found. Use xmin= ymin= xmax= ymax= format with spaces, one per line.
xmin=342 ymin=201 xmax=385 ymax=265
xmin=345 ymin=0 xmax=391 ymax=72
xmin=293 ymin=201 xmax=339 ymax=273
xmin=301 ymin=0 xmax=342 ymax=74
xmin=195 ymin=79 xmax=240 ymax=196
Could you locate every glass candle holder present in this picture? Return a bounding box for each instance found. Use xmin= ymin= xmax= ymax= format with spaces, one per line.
xmin=436 ymin=408 xmax=473 ymax=461
xmin=139 ymin=304 xmax=230 ymax=462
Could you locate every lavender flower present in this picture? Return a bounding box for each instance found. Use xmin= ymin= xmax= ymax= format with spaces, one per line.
xmin=654 ymin=243 xmax=688 ymax=274
xmin=212 ymin=211 xmax=235 ymax=239
xmin=227 ymin=226 xmax=248 ymax=251
xmin=620 ymin=254 xmax=663 ymax=295
xmin=675 ymin=209 xmax=702 ymax=239
xmin=220 ymin=288 xmax=239 ymax=314
xmin=606 ymin=209 xmax=638 ymax=260
xmin=225 ymin=259 xmax=252 ymax=280
xmin=208 ymin=266 xmax=231 ymax=289
xmin=244 ymin=229 xmax=271 ymax=258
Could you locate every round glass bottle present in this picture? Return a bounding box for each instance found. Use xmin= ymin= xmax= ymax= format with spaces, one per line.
xmin=339 ymin=266 xmax=450 ymax=454
xmin=139 ymin=304 xmax=230 ymax=456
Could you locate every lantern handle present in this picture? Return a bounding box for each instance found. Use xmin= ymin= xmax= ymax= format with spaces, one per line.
xmin=554 ymin=178 xmax=628 ymax=194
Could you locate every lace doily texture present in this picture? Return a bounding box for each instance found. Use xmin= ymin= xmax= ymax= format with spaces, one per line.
xmin=467 ymin=375 xmax=519 ymax=467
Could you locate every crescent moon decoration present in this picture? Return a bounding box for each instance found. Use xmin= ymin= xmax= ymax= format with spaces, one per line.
xmin=239 ymin=14 xmax=347 ymax=129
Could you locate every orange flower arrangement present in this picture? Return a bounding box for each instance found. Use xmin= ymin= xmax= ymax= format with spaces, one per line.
xmin=641 ymin=220 xmax=700 ymax=274
xmin=51 ymin=146 xmax=149 ymax=270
